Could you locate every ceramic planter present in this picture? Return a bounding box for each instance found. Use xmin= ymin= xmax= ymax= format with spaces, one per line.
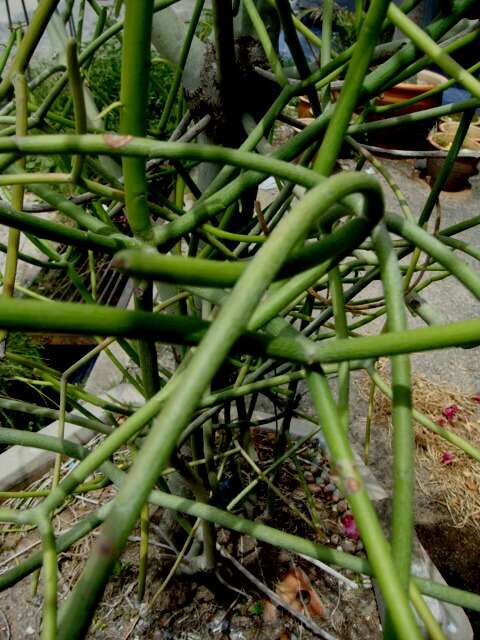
xmin=427 ymin=124 xmax=480 ymax=191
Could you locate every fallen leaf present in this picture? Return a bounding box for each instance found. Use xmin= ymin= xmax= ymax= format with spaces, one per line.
xmin=275 ymin=567 xmax=325 ymax=617
xmin=262 ymin=600 xmax=278 ymax=622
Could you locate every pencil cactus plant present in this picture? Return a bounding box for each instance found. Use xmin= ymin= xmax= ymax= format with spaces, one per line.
xmin=0 ymin=0 xmax=479 ymax=638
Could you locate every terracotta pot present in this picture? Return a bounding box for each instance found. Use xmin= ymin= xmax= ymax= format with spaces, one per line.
xmin=426 ymin=132 xmax=480 ymax=192
xmin=438 ymin=121 xmax=480 ymax=145
xmin=365 ymin=70 xmax=446 ymax=149
xmin=297 ymin=71 xmax=446 ymax=149
xmin=374 ymin=71 xmax=445 ymax=114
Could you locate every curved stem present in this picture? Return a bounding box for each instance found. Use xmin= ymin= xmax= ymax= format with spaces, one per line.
xmin=387 ymin=3 xmax=480 ymax=100
xmin=55 ymin=173 xmax=384 ymax=640
xmin=306 ymin=367 xmax=421 ymax=638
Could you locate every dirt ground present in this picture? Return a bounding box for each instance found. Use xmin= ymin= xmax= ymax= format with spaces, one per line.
xmin=0 ymin=432 xmax=381 ymax=639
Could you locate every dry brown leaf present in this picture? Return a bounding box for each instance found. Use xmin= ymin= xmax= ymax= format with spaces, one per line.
xmin=275 ymin=567 xmax=325 ymax=618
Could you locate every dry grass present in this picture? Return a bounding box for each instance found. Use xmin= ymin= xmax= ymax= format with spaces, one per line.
xmin=360 ymin=361 xmax=480 ymax=532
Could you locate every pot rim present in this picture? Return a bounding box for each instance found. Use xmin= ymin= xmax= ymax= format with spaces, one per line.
xmin=427 ymin=134 xmax=480 ymax=159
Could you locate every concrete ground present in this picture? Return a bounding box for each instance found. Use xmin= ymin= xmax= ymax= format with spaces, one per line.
xmin=353 ymin=158 xmax=480 ymax=390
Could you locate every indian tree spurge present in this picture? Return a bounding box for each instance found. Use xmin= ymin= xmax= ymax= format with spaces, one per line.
xmin=0 ymin=0 xmax=479 ymax=638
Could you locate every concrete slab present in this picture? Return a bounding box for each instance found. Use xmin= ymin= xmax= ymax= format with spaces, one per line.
xmin=0 ymin=383 xmax=141 ymax=491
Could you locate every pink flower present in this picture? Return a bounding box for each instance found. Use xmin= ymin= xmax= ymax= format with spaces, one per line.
xmin=342 ymin=514 xmax=360 ymax=541
xmin=436 ymin=418 xmax=447 ymax=427
xmin=472 ymin=394 xmax=480 ymax=404
xmin=442 ymin=405 xmax=460 ymax=421
xmin=441 ymin=451 xmax=455 ymax=465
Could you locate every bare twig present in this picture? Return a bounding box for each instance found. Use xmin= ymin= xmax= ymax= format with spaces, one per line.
xmin=176 ymin=114 xmax=212 ymax=144
xmin=297 ymin=553 xmax=358 ymax=590
xmin=0 ymin=607 xmax=10 ymax=640
xmin=0 ymin=539 xmax=41 ymax=570
xmin=217 ymin=544 xmax=338 ymax=640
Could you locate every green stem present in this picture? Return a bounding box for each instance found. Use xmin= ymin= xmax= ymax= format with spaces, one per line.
xmin=66 ymin=39 xmax=87 ymax=183
xmin=0 ymin=397 xmax=111 ymax=434
xmin=157 ymin=0 xmax=205 ymax=133
xmin=0 ymin=0 xmax=61 ymax=101
xmin=36 ymin=514 xmax=57 ymax=640
xmin=368 ymin=367 xmax=480 ymax=464
xmin=0 ymin=73 xmax=28 ymax=345
xmin=372 ymin=224 xmax=413 ymax=600
xmin=386 ymin=211 xmax=480 ymax=299
xmin=313 ymin=0 xmax=391 ymax=175
xmin=418 ymin=108 xmax=476 ymax=227
xmin=55 ymin=173 xmax=385 ymax=639
xmin=0 ymin=297 xmax=478 ymax=365
xmin=387 ymin=3 xmax=480 ymax=99
xmin=306 ymin=368 xmax=421 ymax=638
xmin=0 ymin=31 xmax=16 ymax=77
xmin=243 ymin=0 xmax=288 ymax=86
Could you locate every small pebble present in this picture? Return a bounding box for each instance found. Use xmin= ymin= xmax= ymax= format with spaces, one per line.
xmin=320 ymin=471 xmax=330 ymax=483
xmin=308 ymin=483 xmax=322 ymax=494
xmin=304 ymin=471 xmax=314 ymax=483
xmin=330 ymin=534 xmax=340 ymax=545
xmin=342 ymin=540 xmax=356 ymax=554
xmin=331 ymin=504 xmax=338 ymax=513
xmin=337 ymin=499 xmax=348 ymax=513
xmin=356 ymin=541 xmax=364 ymax=552
xmin=324 ymin=483 xmax=336 ymax=494
xmin=332 ymin=490 xmax=341 ymax=502
xmin=315 ymin=476 xmax=323 ymax=486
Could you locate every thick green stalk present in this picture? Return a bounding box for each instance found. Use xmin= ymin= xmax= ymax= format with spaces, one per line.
xmin=314 ymin=0 xmax=391 ymax=175
xmin=157 ymin=0 xmax=205 ymax=133
xmin=0 ymin=32 xmax=16 ymax=77
xmin=418 ymin=109 xmax=476 ymax=227
xmin=0 ymin=0 xmax=61 ymax=101
xmin=320 ymin=0 xmax=333 ymax=68
xmin=0 ymin=73 xmax=28 ymax=346
xmin=387 ymin=3 xmax=480 ymax=100
xmin=36 ymin=515 xmax=58 ymax=640
xmin=119 ymin=0 xmax=160 ymax=405
xmin=113 ymin=219 xmax=375 ymax=287
xmin=120 ymin=0 xmax=154 ymax=241
xmin=306 ymin=368 xmax=421 ymax=638
xmin=0 ymin=135 xmax=325 ymax=190
xmin=0 ymin=297 xmax=479 ymax=365
xmin=55 ymin=173 xmax=384 ymax=639
xmin=372 ymin=224 xmax=413 ymax=600
xmin=65 ymin=39 xmax=87 ymax=183
xmin=385 ymin=212 xmax=480 ymax=299
xmin=437 ymin=235 xmax=480 ymax=263
xmin=242 ymin=0 xmax=287 ymax=86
